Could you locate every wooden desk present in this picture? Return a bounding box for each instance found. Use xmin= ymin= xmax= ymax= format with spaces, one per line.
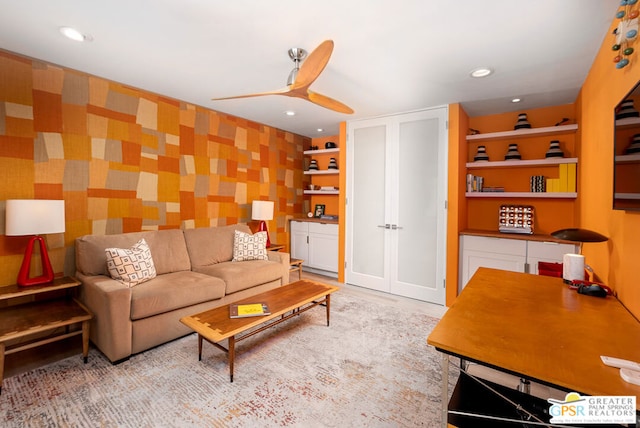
xmin=427 ymin=268 xmax=640 ymax=424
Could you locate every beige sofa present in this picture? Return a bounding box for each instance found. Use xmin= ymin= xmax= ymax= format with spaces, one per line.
xmin=75 ymin=224 xmax=290 ymax=363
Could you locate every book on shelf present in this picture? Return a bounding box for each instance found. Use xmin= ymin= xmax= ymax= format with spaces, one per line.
xmin=229 ymin=302 xmax=271 ymax=318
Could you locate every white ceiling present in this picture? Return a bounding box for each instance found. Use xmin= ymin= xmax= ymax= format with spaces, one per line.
xmin=0 ymin=0 xmax=620 ymax=137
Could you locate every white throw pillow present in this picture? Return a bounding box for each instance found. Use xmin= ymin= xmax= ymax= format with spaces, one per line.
xmin=232 ymin=230 xmax=268 ymax=261
xmin=105 ymin=238 xmax=157 ymax=287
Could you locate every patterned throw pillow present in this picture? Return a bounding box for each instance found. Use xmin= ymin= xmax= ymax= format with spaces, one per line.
xmin=232 ymin=230 xmax=268 ymax=261
xmin=105 ymin=238 xmax=157 ymax=287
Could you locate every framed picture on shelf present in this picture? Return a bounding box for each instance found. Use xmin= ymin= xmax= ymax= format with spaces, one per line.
xmin=314 ymin=204 xmax=325 ymax=218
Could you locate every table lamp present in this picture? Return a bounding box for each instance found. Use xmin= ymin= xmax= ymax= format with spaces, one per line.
xmin=550 ymin=228 xmax=608 ymax=253
xmin=251 ymin=200 xmax=274 ymax=247
xmin=5 ymin=199 xmax=65 ymax=286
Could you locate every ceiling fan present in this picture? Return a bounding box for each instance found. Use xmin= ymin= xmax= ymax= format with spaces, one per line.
xmin=212 ymin=40 xmax=354 ymax=114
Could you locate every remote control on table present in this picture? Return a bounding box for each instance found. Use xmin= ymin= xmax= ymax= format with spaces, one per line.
xmin=600 ymin=355 xmax=640 ymax=371
xmin=620 ymin=368 xmax=640 ymax=386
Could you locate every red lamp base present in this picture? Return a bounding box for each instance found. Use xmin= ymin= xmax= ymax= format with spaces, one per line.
xmin=17 ymin=235 xmax=54 ymax=287
xmin=258 ymin=220 xmax=271 ymax=248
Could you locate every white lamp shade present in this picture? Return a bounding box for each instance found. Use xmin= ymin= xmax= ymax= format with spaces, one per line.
xmin=5 ymin=199 xmax=65 ymax=236
xmin=251 ymin=200 xmax=274 ymax=221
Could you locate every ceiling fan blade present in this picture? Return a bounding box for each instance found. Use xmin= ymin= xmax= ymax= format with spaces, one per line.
xmin=212 ymin=87 xmax=289 ymax=101
xmin=307 ymin=90 xmax=354 ymax=114
xmin=290 ymin=40 xmax=334 ymax=90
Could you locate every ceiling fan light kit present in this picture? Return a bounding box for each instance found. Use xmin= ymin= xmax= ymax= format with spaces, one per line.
xmin=212 ymin=40 xmax=353 ymax=114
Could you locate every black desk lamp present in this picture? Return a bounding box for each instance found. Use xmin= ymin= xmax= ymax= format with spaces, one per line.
xmin=550 ymin=228 xmax=608 ymax=253
xmin=550 ymin=228 xmax=608 ymax=242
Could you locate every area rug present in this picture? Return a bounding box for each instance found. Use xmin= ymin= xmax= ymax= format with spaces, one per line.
xmin=0 ymin=287 xmax=458 ymax=427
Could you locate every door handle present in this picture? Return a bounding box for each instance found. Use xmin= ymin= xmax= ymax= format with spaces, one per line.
xmin=377 ymin=224 xmax=391 ymax=229
xmin=391 ymin=224 xmax=403 ymax=230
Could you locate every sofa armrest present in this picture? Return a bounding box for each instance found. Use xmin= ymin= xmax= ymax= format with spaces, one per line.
xmin=76 ymin=272 xmax=133 ymax=363
xmin=267 ymin=250 xmax=290 ymax=284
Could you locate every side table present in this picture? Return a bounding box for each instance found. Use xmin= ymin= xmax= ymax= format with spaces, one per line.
xmin=290 ymin=258 xmax=304 ymax=280
xmin=0 ymin=276 xmax=92 ymax=394
xmin=267 ymin=243 xmax=285 ymax=252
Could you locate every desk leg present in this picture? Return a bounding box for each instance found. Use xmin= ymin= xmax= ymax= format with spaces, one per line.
xmin=441 ymin=353 xmax=449 ymax=428
xmin=228 ymin=336 xmax=235 ymax=383
xmin=326 ymin=294 xmax=331 ymax=326
xmin=198 ymin=334 xmax=203 ymax=361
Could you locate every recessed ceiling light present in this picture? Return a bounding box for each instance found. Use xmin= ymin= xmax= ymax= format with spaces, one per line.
xmin=470 ymin=67 xmax=493 ymax=78
xmin=285 ymin=110 xmax=296 ymax=116
xmin=512 ymin=98 xmax=522 ymax=103
xmin=317 ymin=128 xmax=324 ymax=132
xmin=59 ymin=26 xmax=92 ymax=42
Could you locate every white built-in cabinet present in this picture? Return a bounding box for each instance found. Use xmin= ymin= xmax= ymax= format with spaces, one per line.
xmin=290 ymin=220 xmax=338 ymax=277
xmin=459 ymin=235 xmax=578 ymax=291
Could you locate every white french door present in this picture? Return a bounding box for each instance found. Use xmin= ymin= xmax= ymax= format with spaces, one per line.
xmin=345 ymin=107 xmax=447 ymax=304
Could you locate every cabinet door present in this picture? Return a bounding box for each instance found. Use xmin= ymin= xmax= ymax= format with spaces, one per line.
xmin=308 ymin=223 xmax=338 ymax=272
xmin=527 ymin=241 xmax=578 ymax=275
xmin=290 ymin=221 xmax=309 ymax=262
xmin=346 ymin=108 xmax=448 ymax=304
xmin=459 ymin=236 xmax=527 ymax=291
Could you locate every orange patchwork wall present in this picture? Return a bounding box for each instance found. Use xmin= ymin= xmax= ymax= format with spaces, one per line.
xmin=0 ymin=49 xmax=310 ymax=286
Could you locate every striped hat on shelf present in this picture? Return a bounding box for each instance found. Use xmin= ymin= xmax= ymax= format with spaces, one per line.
xmin=626 ymin=134 xmax=640 ymax=154
xmin=616 ymin=99 xmax=640 ymax=120
xmin=504 ymin=144 xmax=521 ymax=160
xmin=545 ymin=140 xmax=564 ymax=158
xmin=474 ymin=145 xmax=489 ymax=162
xmin=514 ymin=113 xmax=531 ymax=130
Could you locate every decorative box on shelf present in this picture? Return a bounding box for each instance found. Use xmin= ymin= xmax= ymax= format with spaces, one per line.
xmin=498 ymin=205 xmax=534 ymax=234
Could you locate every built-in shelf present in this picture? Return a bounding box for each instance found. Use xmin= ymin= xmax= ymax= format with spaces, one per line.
xmin=304 ymin=170 xmax=339 ymax=175
xmin=304 ymin=190 xmax=339 ymax=195
xmin=303 ymin=148 xmax=340 ymax=155
xmin=615 ymin=193 xmax=640 ymax=199
xmin=466 ymin=124 xmax=578 ymax=142
xmin=466 ymin=157 xmax=578 ymax=169
xmin=615 ymin=153 xmax=640 ymax=163
xmin=615 ymin=117 xmax=640 ymax=128
xmin=465 ymin=192 xmax=577 ymax=199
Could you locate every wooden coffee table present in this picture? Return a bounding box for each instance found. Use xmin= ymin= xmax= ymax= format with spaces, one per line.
xmin=180 ymin=279 xmax=338 ymax=382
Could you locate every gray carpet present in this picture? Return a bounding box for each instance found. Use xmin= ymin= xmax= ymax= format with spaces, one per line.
xmin=0 ymin=286 xmax=458 ymax=427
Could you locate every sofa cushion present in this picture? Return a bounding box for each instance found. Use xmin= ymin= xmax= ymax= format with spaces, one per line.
xmin=232 ymin=230 xmax=268 ymax=261
xmin=105 ymin=238 xmax=157 ymax=287
xmin=76 ymin=229 xmax=191 ymax=276
xmin=184 ymin=224 xmax=252 ymax=268
xmin=194 ymin=259 xmax=284 ymax=295
xmin=130 ymin=271 xmax=226 ymax=320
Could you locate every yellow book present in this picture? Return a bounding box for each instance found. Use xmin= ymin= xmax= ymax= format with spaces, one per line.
xmin=567 ymin=163 xmax=576 ymax=192
xmin=230 ymin=303 xmax=271 ymax=318
xmin=546 ymin=178 xmax=560 ymax=192
xmin=558 ymin=164 xmax=568 ymax=192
